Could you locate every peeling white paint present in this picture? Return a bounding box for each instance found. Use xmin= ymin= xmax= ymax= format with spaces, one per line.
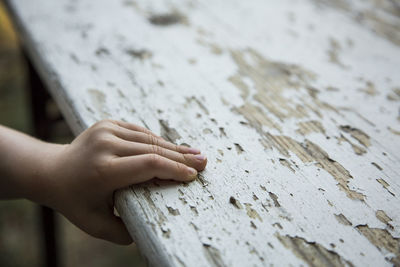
xmin=5 ymin=0 xmax=400 ymax=266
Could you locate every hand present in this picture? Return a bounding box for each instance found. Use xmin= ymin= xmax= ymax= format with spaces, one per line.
xmin=29 ymin=120 xmax=207 ymax=244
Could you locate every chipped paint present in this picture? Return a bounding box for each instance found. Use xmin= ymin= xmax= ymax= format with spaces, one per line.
xmin=387 ymin=87 xmax=400 ymax=101
xmin=167 ymin=206 xmax=180 ymax=216
xmin=276 ymin=233 xmax=353 ymax=267
xmin=148 ymin=12 xmax=188 ymax=26
xmin=356 ymin=225 xmax=400 ymax=265
xmin=229 ymin=196 xmax=243 ymax=209
xmin=230 ymin=48 xmax=319 ymax=125
xmin=244 ymin=203 xmax=262 ymax=222
xmin=234 ymin=143 xmax=244 ymax=154
xmin=186 ymin=96 xmax=210 ymax=115
xmin=228 ymin=74 xmax=249 ymax=100
xmin=375 ymin=210 xmax=393 ymax=229
xmin=202 ymin=244 xmax=225 ymax=267
xmin=388 ymin=126 xmax=400 ymax=136
xmin=268 ymin=192 xmax=281 ymax=207
xmin=328 ymin=38 xmax=346 ymax=68
xmin=296 ymin=120 xmax=326 ymax=135
xmin=359 ymin=81 xmax=378 ymax=96
xmin=313 ymin=0 xmax=400 ymax=46
xmin=197 ymin=39 xmax=223 ymax=55
xmin=335 ymin=213 xmax=352 ymax=226
xmin=142 ymin=188 xmax=167 ymax=230
xmin=337 ymin=134 xmax=367 ymax=155
xmin=339 ymin=125 xmax=370 ymax=147
xmin=125 ymin=48 xmax=153 ymax=60
xmin=13 ymin=0 xmax=400 ymax=266
xmin=87 ymin=89 xmax=110 ymax=119
xmin=376 ymin=178 xmax=395 ymax=196
xmin=266 ymin=134 xmax=365 ymax=200
xmin=190 ymin=205 xmax=199 ymax=215
xmin=371 ymin=162 xmax=383 ymax=171
xmin=279 ymin=158 xmax=296 ymax=172
xmin=234 ymin=103 xmax=282 ymax=132
xmin=159 ymin=119 xmax=181 ymax=142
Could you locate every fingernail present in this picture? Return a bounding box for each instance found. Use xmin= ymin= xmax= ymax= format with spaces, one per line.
xmin=188 ymin=147 xmax=201 ymax=154
xmin=187 ymin=167 xmax=198 ymax=178
xmin=194 ymin=154 xmax=206 ymax=161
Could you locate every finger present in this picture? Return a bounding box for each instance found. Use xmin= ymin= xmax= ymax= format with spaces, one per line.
xmin=114 ymin=140 xmax=207 ymax=171
xmin=110 ymin=154 xmax=199 ymax=187
xmin=113 ymin=120 xmax=163 ymax=140
xmin=114 ymin=127 xmax=201 ymax=154
xmin=93 ymin=214 xmax=133 ymax=245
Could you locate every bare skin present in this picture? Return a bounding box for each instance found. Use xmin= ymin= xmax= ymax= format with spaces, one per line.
xmin=0 ymin=119 xmax=207 ymax=245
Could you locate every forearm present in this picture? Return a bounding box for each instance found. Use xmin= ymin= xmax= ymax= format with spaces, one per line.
xmin=0 ymin=125 xmax=63 ymax=201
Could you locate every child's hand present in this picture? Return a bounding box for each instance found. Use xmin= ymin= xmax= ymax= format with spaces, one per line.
xmin=0 ymin=120 xmax=207 ymax=245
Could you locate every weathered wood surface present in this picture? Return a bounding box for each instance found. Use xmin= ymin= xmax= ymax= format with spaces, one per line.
xmin=5 ymin=0 xmax=400 ymax=266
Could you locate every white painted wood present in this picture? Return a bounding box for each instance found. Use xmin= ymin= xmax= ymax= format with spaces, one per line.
xmin=5 ymin=0 xmax=400 ymax=266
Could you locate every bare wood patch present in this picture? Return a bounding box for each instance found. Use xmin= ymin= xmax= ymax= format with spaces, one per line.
xmin=276 ymin=233 xmax=353 ymax=267
xmin=269 ymin=192 xmax=281 ymax=207
xmin=279 ymin=158 xmax=296 ymax=173
xmin=356 ymin=225 xmax=400 ymax=265
xmin=296 ymin=120 xmax=326 ymax=135
xmin=387 ymin=87 xmax=400 ymax=101
xmin=234 ymin=103 xmax=282 ymax=132
xmin=337 ymin=134 xmax=367 ymax=155
xmin=371 ymin=162 xmax=383 ymax=171
xmin=244 ymin=203 xmax=262 ymax=222
xmin=125 ymin=48 xmax=153 ymax=60
xmin=159 ymin=119 xmax=181 ymax=142
xmin=375 ymin=210 xmax=394 ymax=230
xmin=148 ymin=12 xmax=188 ymax=26
xmin=230 ymin=48 xmax=321 ymax=127
xmin=87 ymin=89 xmax=111 ymax=119
xmin=186 ymin=96 xmax=210 ymax=115
xmin=358 ymin=81 xmax=378 ymax=96
xmin=202 ymin=244 xmax=226 ymax=267
xmin=339 ymin=125 xmax=371 ymax=147
xmin=388 ymin=126 xmax=400 ymax=136
xmin=167 ymin=206 xmax=180 ymax=216
xmin=312 ymin=0 xmax=400 ymax=46
xmin=229 ymin=196 xmax=243 ymax=209
xmin=328 ymin=38 xmax=347 ymax=68
xmin=266 ymin=134 xmax=365 ymax=201
xmin=234 ymin=143 xmax=244 ymax=154
xmin=142 ymin=187 xmax=167 ymax=229
xmin=190 ymin=205 xmax=199 ymax=215
xmin=376 ymin=178 xmax=395 ymax=196
xmin=335 ymin=213 xmax=352 ymax=226
xmin=197 ymin=39 xmax=223 ymax=55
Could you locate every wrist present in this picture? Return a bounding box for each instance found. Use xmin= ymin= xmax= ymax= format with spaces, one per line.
xmin=23 ymin=142 xmax=68 ymax=207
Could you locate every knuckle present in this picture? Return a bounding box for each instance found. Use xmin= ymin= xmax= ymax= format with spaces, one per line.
xmin=181 ymin=153 xmax=189 ymax=164
xmin=147 ymin=134 xmax=159 ymax=146
xmin=175 ymin=161 xmax=186 ymax=174
xmin=93 ymin=134 xmax=115 ymax=149
xmin=141 ymin=127 xmax=152 ymax=135
xmin=146 ymin=154 xmax=163 ymax=167
xmin=100 ymin=119 xmax=115 ymax=125
xmin=174 ymin=144 xmax=180 ymax=152
xmin=94 ymin=119 xmax=109 ymax=128
xmin=149 ymin=144 xmax=164 ymax=157
xmin=94 ymin=120 xmax=115 ymax=132
xmin=145 ymin=129 xmax=153 ymax=135
xmin=93 ymin=156 xmax=112 ymax=176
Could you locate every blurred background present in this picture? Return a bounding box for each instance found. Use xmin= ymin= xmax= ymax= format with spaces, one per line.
xmin=0 ymin=2 xmax=146 ymax=266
